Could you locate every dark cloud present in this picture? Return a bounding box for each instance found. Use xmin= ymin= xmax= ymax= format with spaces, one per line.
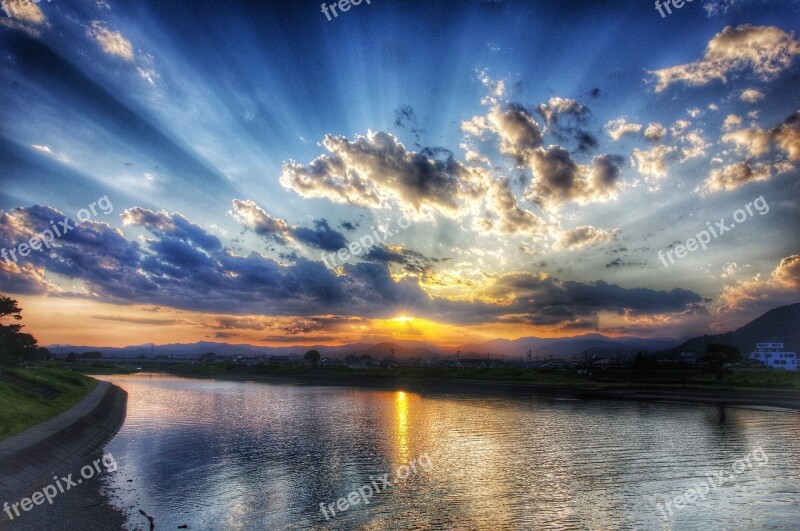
xmin=365 ymin=244 xmax=433 ymax=275
xmin=1 ymin=205 xmax=705 ymax=328
xmin=292 ymin=219 xmax=348 ymax=252
xmin=231 ymin=200 xmax=348 ymax=252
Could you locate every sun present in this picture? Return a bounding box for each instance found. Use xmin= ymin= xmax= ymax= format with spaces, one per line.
xmin=392 ymin=315 xmax=415 ymax=323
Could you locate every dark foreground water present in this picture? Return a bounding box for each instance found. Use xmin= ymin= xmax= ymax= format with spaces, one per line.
xmin=94 ymin=374 xmax=800 ymax=530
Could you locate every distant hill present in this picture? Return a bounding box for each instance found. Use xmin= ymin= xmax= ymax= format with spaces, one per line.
xmin=456 ymin=334 xmax=681 ymax=360
xmin=658 ymin=303 xmax=800 ymax=358
xmin=45 ymin=340 xmax=441 ymax=359
xmin=361 ymin=342 xmax=439 ymax=359
xmin=56 ymin=310 xmax=800 ymax=363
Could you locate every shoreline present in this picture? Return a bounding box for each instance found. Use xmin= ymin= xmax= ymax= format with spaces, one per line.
xmin=0 ymin=382 xmax=128 ymax=530
xmin=157 ymin=369 xmax=800 ymax=411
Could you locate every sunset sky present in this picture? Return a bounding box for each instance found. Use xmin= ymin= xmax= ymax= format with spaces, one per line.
xmin=1 ymin=0 xmax=799 ymax=348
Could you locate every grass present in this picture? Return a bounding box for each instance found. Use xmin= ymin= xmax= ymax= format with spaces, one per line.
xmin=0 ymin=368 xmax=97 ymax=441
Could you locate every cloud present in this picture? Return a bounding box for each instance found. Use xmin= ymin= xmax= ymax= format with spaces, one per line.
xmin=631 ymin=145 xmax=677 ymax=180
xmin=231 ymin=200 xmax=291 ymax=242
xmin=1 ymin=0 xmax=46 ymax=25
xmin=87 ymin=21 xmax=134 ymax=61
xmin=473 ymin=273 xmax=704 ymax=326
xmin=701 ymin=161 xmax=772 ymax=192
xmin=122 ymin=207 xmax=222 ymax=251
xmin=740 ymin=88 xmax=765 ymax=102
xmin=605 ymin=118 xmax=642 ymax=141
xmin=0 ymin=204 xmax=709 ymax=328
xmin=524 ymin=148 xmax=624 ymax=210
xmin=292 ymin=219 xmax=349 ymax=252
xmin=680 ymin=131 xmax=711 ymax=161
xmin=231 ymin=200 xmax=348 ymax=252
xmin=477 ymin=178 xmax=547 ymax=238
xmin=704 ymin=0 xmax=745 ymax=17
xmin=280 ymin=131 xmax=481 ymax=219
xmin=644 ymin=123 xmax=667 ymax=141
xmin=717 ymin=255 xmax=800 ymax=315
xmin=719 ymin=110 xmax=800 ymax=162
xmin=722 ymin=127 xmax=772 ymax=157
xmin=773 ymin=110 xmax=800 ymax=161
xmin=671 ymin=120 xmax=691 ymax=137
xmin=554 ymin=226 xmax=616 ymax=250
xmin=650 ymin=25 xmax=800 ymax=92
xmin=537 ymin=97 xmax=589 ymax=126
xmin=463 ymin=101 xmax=544 ymax=163
xmin=31 ymin=144 xmax=52 ymax=154
xmin=722 ymin=114 xmax=743 ymax=131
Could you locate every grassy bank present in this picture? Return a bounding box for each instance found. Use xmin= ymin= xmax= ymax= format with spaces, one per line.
xmin=0 ymin=368 xmax=97 ymax=440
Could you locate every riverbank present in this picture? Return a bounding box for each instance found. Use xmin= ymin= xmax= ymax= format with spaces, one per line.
xmin=0 ymin=368 xmax=98 ymax=440
xmin=156 ymin=367 xmax=800 ymax=411
xmin=0 ymin=379 xmax=128 ymax=530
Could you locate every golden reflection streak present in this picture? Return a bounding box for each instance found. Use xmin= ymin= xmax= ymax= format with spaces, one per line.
xmin=395 ymin=391 xmax=410 ymax=463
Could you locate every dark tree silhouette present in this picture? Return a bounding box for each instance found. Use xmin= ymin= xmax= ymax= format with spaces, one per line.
xmin=701 ymin=343 xmax=741 ymax=382
xmin=0 ymin=294 xmax=39 ymax=365
xmin=304 ymin=349 xmax=321 ymax=367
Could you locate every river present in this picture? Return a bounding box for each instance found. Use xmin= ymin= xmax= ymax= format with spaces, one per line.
xmin=94 ymin=374 xmax=800 ymax=530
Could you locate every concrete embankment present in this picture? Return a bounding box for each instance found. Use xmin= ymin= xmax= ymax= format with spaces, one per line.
xmin=0 ymin=381 xmax=128 ymax=503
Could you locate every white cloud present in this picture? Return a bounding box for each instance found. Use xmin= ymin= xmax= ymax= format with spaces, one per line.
xmin=88 ymin=21 xmax=134 ymax=61
xmin=671 ymin=120 xmax=691 ymax=137
xmin=722 ymin=114 xmax=742 ymax=131
xmin=700 ymin=161 xmax=772 ymax=192
xmin=740 ymin=88 xmax=765 ymax=102
xmin=722 ymin=127 xmax=772 ymax=158
xmin=644 ymin=123 xmax=667 ymax=141
xmin=554 ymin=226 xmax=616 ymax=250
xmin=650 ymin=25 xmax=800 ymax=92
xmin=631 ymin=145 xmax=677 ymax=180
xmin=605 ymin=118 xmax=642 ymax=141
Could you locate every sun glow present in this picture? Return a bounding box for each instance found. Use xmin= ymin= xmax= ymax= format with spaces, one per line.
xmin=392 ymin=315 xmax=415 ymax=323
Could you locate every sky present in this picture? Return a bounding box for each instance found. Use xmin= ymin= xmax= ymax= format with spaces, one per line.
xmin=0 ymin=0 xmax=799 ymax=349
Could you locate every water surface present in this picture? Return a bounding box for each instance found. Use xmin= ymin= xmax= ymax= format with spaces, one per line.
xmin=95 ymin=374 xmax=800 ymax=530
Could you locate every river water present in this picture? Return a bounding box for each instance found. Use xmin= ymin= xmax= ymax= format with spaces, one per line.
xmin=94 ymin=374 xmax=800 ymax=530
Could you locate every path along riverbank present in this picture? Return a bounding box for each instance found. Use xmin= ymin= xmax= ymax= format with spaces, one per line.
xmin=0 ymin=381 xmax=128 ymax=530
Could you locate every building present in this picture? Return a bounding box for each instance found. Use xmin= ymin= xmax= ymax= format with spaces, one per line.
xmin=267 ymin=355 xmax=294 ymax=367
xmin=749 ymin=343 xmax=797 ymax=371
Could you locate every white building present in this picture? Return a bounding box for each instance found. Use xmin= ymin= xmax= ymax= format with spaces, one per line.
xmin=749 ymin=343 xmax=797 ymax=371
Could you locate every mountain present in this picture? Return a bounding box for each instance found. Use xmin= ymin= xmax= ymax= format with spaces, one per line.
xmin=455 ymin=334 xmax=681 ymax=359
xmin=361 ymin=342 xmax=440 ymax=359
xmin=658 ymin=303 xmax=800 ymax=358
xmin=45 ymin=340 xmax=442 ymax=359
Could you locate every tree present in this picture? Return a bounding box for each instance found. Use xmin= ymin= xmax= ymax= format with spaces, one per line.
xmin=0 ymin=294 xmax=38 ymax=365
xmin=700 ymin=343 xmax=741 ymax=382
xmin=304 ymin=349 xmax=321 ymax=367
